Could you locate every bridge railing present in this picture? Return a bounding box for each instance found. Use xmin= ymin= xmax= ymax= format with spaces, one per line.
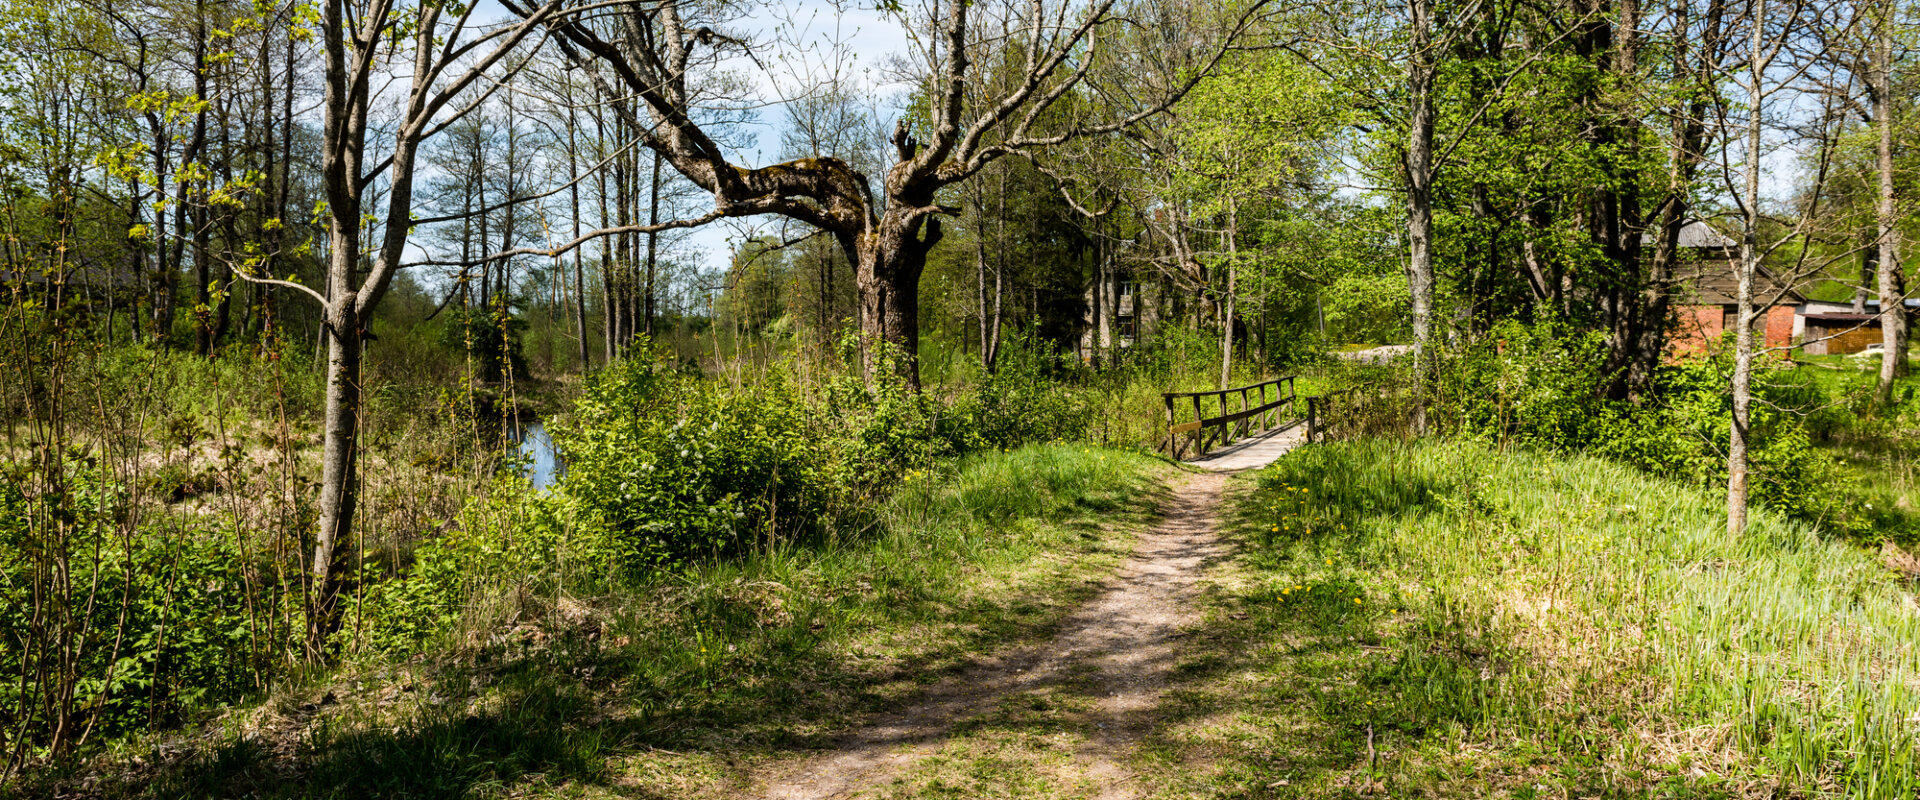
xmin=1305 ymin=382 xmax=1414 ymax=443
xmin=1162 ymin=376 xmax=1299 ymax=460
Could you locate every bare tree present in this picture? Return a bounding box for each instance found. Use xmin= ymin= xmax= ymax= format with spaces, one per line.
xmin=1715 ymin=0 xmax=1841 ymax=536
xmin=504 ymin=0 xmax=1274 ymax=384
xmin=1867 ymin=1 xmax=1909 ymax=406
xmin=243 ymin=0 xmax=579 ymax=658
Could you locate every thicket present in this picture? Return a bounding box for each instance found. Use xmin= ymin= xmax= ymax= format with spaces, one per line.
xmin=0 ymin=303 xmax=502 ymax=772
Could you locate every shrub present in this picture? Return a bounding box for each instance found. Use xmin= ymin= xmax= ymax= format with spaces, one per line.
xmin=544 ymin=335 xmax=1112 ymax=575
xmin=552 ymin=353 xmax=837 ymax=568
xmin=1430 ymin=319 xmax=1836 ymax=525
xmin=0 ymin=460 xmax=295 ymax=754
xmin=437 ymin=303 xmax=527 ymax=385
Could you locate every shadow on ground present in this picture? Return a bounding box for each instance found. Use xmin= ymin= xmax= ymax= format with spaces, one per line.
xmin=43 ymin=468 xmax=1168 ymax=800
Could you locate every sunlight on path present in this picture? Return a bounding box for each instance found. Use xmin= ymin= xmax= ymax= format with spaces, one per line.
xmin=758 ymin=473 xmax=1230 ymax=799
xmin=757 ymin=432 xmax=1309 ymax=799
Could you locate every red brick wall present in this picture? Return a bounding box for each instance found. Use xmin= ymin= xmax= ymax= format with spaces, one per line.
xmin=1667 ymin=304 xmax=1793 ymax=359
xmin=1669 ymin=305 xmax=1724 ymax=357
xmin=1764 ymin=305 xmax=1795 ymax=354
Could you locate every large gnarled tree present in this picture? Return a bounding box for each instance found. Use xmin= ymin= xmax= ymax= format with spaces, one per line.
xmin=505 ymin=0 xmax=1274 ymax=383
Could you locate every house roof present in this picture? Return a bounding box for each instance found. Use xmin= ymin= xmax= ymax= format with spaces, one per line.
xmin=1803 ymin=312 xmax=1878 ymax=323
xmin=1639 ymin=220 xmax=1738 ymax=250
xmin=1801 ymin=298 xmax=1920 ymax=313
xmin=1675 ymin=260 xmax=1806 ymax=306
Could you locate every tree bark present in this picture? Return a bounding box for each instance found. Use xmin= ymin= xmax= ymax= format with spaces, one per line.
xmin=645 ymin=149 xmax=661 ymax=339
xmin=1220 ymin=198 xmax=1238 ymax=389
xmin=1406 ymin=0 xmax=1436 ymax=434
xmin=1727 ymin=0 xmax=1765 ymax=538
xmin=1874 ymin=13 xmax=1908 ymax=406
xmin=566 ymin=82 xmax=590 ymax=371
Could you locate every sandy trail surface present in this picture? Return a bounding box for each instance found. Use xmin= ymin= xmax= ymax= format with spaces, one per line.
xmin=759 ymin=472 xmax=1233 ymax=800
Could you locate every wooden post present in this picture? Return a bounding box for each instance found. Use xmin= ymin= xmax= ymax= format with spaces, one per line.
xmin=1241 ymin=387 xmax=1251 ymax=438
xmin=1182 ymin=393 xmax=1198 ymax=454
xmin=1164 ymin=394 xmax=1176 ymax=457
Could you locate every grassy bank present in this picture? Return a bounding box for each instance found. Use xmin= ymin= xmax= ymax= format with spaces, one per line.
xmin=32 ymin=444 xmax=1165 ymax=799
xmin=1150 ymin=439 xmax=1916 ymax=798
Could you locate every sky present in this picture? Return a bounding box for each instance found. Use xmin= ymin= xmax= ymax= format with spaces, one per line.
xmin=612 ymin=0 xmax=914 ymax=270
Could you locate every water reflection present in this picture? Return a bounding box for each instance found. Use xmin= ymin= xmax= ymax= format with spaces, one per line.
xmin=510 ymin=420 xmax=565 ymax=489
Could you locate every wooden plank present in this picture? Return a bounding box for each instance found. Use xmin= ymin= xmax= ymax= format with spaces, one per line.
xmin=1169 ymin=420 xmax=1203 ymax=434
xmin=1198 ymin=398 xmax=1287 ymax=428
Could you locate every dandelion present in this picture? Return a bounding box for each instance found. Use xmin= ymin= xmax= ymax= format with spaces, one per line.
xmin=1354 ymin=598 xmax=1362 ymax=604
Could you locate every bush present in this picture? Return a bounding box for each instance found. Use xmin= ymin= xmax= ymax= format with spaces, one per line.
xmin=544 ymin=335 xmax=1111 ymax=574
xmin=437 ymin=303 xmax=527 ymax=385
xmin=552 ymin=354 xmax=837 ymax=568
xmin=0 ymin=460 xmax=295 ymax=753
xmin=945 ymin=333 xmax=1097 ymax=450
xmin=1430 ymin=319 xmax=1836 ymax=525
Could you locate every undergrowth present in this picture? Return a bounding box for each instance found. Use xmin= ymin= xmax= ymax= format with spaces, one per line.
xmin=36 ymin=444 xmax=1164 ymax=799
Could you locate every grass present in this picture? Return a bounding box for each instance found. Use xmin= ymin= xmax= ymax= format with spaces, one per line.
xmin=1761 ymin=357 xmax=1920 ymax=546
xmin=1148 ymin=439 xmax=1918 ymax=798
xmin=35 ymin=443 xmax=1165 ymax=799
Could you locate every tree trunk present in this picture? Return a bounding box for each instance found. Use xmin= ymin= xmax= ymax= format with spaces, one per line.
xmin=1875 ymin=16 xmax=1908 ymax=406
xmin=1406 ymin=0 xmax=1436 ymax=435
xmin=853 ymin=210 xmax=939 ymax=385
xmin=1728 ymin=2 xmax=1764 ymax=538
xmin=1856 ymin=240 xmax=1875 ymax=313
xmin=187 ymin=0 xmax=211 ymax=353
xmin=566 ymin=93 xmax=589 ymax=371
xmin=645 ymin=150 xmax=661 ymax=339
xmin=1220 ymin=199 xmax=1238 ymax=389
xmin=309 ymin=295 xmax=361 ymax=660
xmin=976 ymin=193 xmax=991 ymax=365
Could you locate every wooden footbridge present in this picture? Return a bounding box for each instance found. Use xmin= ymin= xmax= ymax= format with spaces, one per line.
xmin=1163 ymin=377 xmax=1376 ymax=471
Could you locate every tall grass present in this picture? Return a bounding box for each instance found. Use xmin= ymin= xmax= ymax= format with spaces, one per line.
xmin=1242 ymin=439 xmax=1918 ymax=797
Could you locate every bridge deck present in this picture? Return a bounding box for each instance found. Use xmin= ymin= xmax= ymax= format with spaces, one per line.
xmin=1183 ymin=422 xmax=1307 ymax=472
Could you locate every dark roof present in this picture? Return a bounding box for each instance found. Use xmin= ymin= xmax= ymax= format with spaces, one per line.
xmin=1639 ymin=220 xmax=1738 ymax=250
xmin=1803 ymin=313 xmax=1878 ymax=323
xmin=1675 ymin=260 xmax=1806 ymax=306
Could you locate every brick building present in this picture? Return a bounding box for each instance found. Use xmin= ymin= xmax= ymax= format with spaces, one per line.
xmin=1662 ymin=222 xmax=1803 ymax=358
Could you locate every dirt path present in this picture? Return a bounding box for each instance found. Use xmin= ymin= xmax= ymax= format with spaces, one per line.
xmin=759 ymin=472 xmax=1231 ymax=800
